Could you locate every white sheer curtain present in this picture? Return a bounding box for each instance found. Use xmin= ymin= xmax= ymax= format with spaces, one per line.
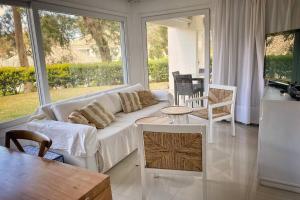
xmin=212 ymin=0 xmax=266 ymax=124
xmin=265 ymin=0 xmax=300 ymax=34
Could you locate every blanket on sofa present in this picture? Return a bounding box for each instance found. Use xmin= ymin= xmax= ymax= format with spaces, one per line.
xmin=27 ymin=120 xmax=99 ymax=157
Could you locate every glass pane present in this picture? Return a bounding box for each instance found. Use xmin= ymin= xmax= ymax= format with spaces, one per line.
xmin=0 ymin=5 xmax=39 ymax=122
xmin=265 ymin=31 xmax=295 ymax=84
xmin=38 ymin=10 xmax=125 ymax=102
xmin=146 ymin=15 xmax=207 ymax=105
xmin=147 ymin=23 xmax=169 ymax=90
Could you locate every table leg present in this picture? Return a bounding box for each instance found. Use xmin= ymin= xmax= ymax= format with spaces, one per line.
xmin=185 ymin=115 xmax=189 ymax=124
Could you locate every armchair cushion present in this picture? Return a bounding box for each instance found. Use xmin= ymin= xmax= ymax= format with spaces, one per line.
xmin=191 ymin=108 xmax=230 ymax=119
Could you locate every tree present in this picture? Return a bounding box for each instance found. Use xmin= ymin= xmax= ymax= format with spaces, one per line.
xmin=80 ymin=17 xmax=120 ymax=62
xmin=39 ymin=11 xmax=78 ymax=57
xmin=147 ymin=24 xmax=168 ymax=59
xmin=12 ymin=6 xmax=29 ymax=67
xmin=0 ymin=6 xmax=30 ymax=67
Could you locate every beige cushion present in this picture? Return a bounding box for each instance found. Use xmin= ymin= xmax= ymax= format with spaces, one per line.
xmin=137 ymin=90 xmax=158 ymax=108
xmin=68 ymin=110 xmax=90 ymax=125
xmin=118 ymin=92 xmax=142 ymax=113
xmin=79 ymin=102 xmax=115 ymax=129
xmin=105 ymin=93 xmax=122 ymax=114
xmin=191 ymin=108 xmax=230 ymax=119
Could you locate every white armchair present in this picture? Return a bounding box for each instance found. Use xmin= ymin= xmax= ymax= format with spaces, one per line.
xmin=186 ymin=84 xmax=237 ymax=143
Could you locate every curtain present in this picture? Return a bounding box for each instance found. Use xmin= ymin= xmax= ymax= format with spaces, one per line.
xmin=212 ymin=0 xmax=266 ymax=124
xmin=265 ymin=0 xmax=300 ymax=34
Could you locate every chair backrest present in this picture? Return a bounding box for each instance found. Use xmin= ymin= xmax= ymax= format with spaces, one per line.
xmin=5 ymin=130 xmax=52 ymax=157
xmin=175 ymin=74 xmax=193 ymax=95
xmin=139 ymin=123 xmax=205 ymax=172
xmin=172 ymin=71 xmax=180 ymax=79
xmin=207 ymin=84 xmax=237 ymax=113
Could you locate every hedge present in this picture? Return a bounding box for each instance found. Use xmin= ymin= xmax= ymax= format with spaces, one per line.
xmin=265 ymin=55 xmax=293 ymax=83
xmin=0 ymin=58 xmax=169 ymax=96
xmin=148 ymin=57 xmax=168 ymax=82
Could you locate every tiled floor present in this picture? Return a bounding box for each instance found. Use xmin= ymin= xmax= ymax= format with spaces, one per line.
xmin=106 ymin=122 xmax=300 ymax=200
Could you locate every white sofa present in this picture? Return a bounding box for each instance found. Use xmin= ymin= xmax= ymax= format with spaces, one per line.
xmin=26 ymin=84 xmax=173 ymax=172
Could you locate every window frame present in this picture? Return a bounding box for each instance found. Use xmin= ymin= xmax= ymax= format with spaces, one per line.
xmin=0 ymin=1 xmax=129 ymax=128
xmin=32 ymin=2 xmax=129 ymax=104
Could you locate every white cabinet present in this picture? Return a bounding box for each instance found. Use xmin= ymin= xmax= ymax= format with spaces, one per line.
xmin=258 ymin=87 xmax=300 ymax=193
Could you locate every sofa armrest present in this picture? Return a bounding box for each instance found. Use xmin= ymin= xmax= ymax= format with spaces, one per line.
xmin=26 ymin=120 xmax=99 ymax=157
xmin=152 ymin=90 xmax=174 ymax=105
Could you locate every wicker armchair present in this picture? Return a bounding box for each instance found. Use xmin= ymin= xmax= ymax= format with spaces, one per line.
xmin=137 ymin=122 xmax=206 ymax=200
xmin=186 ymin=84 xmax=237 ymax=143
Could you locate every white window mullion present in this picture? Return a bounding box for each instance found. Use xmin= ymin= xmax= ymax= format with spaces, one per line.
xmin=120 ymin=21 xmax=129 ymax=84
xmin=27 ymin=7 xmax=51 ymax=105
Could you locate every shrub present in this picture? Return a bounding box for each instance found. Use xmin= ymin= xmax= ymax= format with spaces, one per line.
xmin=265 ymin=55 xmax=293 ymax=83
xmin=148 ymin=57 xmax=168 ymax=82
xmin=0 ymin=58 xmax=168 ymax=96
xmin=0 ymin=67 xmax=28 ymax=96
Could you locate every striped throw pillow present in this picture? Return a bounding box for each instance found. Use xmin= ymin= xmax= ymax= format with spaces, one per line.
xmin=118 ymin=92 xmax=142 ymax=113
xmin=137 ymin=90 xmax=158 ymax=108
xmin=68 ymin=110 xmax=90 ymax=125
xmin=79 ymin=101 xmax=115 ymax=129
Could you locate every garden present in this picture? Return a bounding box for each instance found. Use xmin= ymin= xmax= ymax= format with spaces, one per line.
xmin=0 ymin=58 xmax=168 ymax=122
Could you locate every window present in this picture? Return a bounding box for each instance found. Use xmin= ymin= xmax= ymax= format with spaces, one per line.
xmin=38 ymin=10 xmax=126 ymax=102
xmin=0 ymin=5 xmax=40 ymax=122
xmin=265 ymin=29 xmax=300 ymax=84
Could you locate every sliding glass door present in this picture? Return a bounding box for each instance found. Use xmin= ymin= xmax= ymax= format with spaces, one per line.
xmin=144 ymin=10 xmax=210 ymax=104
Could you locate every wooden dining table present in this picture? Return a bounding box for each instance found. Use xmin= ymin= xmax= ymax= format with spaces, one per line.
xmin=0 ymin=146 xmax=112 ymax=200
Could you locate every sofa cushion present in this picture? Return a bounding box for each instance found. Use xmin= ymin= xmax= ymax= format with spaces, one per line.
xmin=137 ymin=90 xmax=158 ymax=108
xmin=105 ymin=93 xmax=122 ymax=114
xmin=79 ymin=101 xmax=115 ymax=129
xmin=51 ymin=98 xmax=91 ymax=122
xmin=52 ymin=93 xmax=116 ymax=122
xmin=119 ymin=92 xmax=142 ymax=113
xmin=116 ymin=83 xmax=144 ymax=93
xmin=68 ymin=110 xmax=90 ymax=125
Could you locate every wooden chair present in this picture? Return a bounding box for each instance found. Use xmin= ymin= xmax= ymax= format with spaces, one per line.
xmin=5 ymin=130 xmax=52 ymax=157
xmin=137 ymin=123 xmax=206 ymax=200
xmin=186 ymin=84 xmax=237 ymax=143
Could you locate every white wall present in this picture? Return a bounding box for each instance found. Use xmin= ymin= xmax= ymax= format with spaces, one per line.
xmin=168 ymin=28 xmax=197 ymax=93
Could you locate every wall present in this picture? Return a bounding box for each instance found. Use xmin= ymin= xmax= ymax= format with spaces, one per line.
xmin=168 ymin=27 xmax=197 ymax=93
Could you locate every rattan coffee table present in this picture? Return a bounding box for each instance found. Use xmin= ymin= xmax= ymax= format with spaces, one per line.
xmin=161 ymin=106 xmax=193 ymax=124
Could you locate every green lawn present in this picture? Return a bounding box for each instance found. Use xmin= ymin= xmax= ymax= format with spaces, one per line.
xmin=0 ymin=82 xmax=168 ymax=122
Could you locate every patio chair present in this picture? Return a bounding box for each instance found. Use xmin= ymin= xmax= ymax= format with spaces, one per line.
xmin=186 ymin=84 xmax=237 ymax=143
xmin=137 ymin=122 xmax=206 ymax=200
xmin=174 ymin=74 xmax=203 ymax=105
xmin=172 ymin=71 xmax=180 ymax=105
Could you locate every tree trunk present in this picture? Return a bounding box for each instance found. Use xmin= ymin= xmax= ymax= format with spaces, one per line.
xmin=12 ymin=7 xmax=29 ymax=67
xmin=82 ymin=17 xmax=112 ymax=62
